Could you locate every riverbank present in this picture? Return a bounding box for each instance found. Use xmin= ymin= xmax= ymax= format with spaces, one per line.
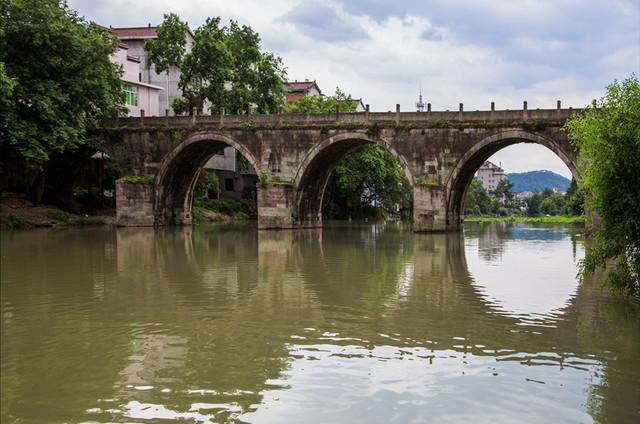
xmin=465 ymin=215 xmax=584 ymax=223
xmin=0 ymin=193 xmax=113 ymax=229
xmin=0 ymin=193 xmax=256 ymax=230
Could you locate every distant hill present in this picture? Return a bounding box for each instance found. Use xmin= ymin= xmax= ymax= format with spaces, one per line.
xmin=507 ymin=170 xmax=571 ymax=193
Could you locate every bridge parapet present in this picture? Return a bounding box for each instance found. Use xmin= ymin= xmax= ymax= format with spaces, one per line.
xmin=100 ymin=108 xmax=581 ymax=129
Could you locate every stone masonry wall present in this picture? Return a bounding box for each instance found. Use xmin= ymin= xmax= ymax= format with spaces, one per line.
xmin=116 ymin=181 xmax=155 ymax=226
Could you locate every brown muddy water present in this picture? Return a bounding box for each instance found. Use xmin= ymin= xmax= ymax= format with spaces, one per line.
xmin=1 ymin=222 xmax=639 ymax=423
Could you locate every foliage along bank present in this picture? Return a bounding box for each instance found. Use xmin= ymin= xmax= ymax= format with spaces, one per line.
xmin=565 ymin=75 xmax=640 ymax=298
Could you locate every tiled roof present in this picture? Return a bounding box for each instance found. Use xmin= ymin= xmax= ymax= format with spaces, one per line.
xmin=110 ymin=26 xmax=158 ymax=39
xmin=287 ymin=80 xmax=321 ymax=94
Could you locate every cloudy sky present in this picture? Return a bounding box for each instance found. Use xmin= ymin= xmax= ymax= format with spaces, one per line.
xmin=69 ymin=0 xmax=639 ymax=177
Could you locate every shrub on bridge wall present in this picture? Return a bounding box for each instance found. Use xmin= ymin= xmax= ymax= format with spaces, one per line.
xmin=119 ymin=176 xmax=154 ymax=185
xmin=416 ymin=177 xmax=440 ymax=187
xmin=259 ymin=171 xmax=270 ymax=188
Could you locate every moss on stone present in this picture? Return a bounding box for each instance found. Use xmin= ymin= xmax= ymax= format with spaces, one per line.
xmin=119 ymin=175 xmax=154 ymax=185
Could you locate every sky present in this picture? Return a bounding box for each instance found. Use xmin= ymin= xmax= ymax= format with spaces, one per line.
xmin=68 ymin=0 xmax=640 ymax=178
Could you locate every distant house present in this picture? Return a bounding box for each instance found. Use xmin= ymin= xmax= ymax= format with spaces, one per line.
xmin=286 ymin=80 xmax=366 ymax=111
xmin=109 ymin=24 xmax=195 ymax=115
xmin=109 ymin=43 xmax=163 ymax=116
xmin=286 ymin=80 xmax=322 ymax=103
xmin=202 ymin=148 xmax=257 ymax=201
xmin=476 ymin=161 xmax=508 ymax=192
xmin=352 ymin=98 xmax=366 ymax=112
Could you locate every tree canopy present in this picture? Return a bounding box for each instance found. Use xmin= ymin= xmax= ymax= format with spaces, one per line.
xmin=0 ymin=0 xmax=124 ymax=168
xmin=464 ymin=177 xmax=583 ymax=218
xmin=144 ymin=13 xmax=189 ymax=74
xmin=565 ymin=75 xmax=640 ymax=297
xmin=284 ymin=87 xmax=356 ymax=113
xmin=0 ymin=0 xmax=125 ymax=208
xmin=146 ymin=15 xmax=287 ymax=115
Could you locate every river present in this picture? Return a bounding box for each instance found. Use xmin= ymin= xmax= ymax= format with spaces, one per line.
xmin=1 ymin=222 xmax=639 ymax=423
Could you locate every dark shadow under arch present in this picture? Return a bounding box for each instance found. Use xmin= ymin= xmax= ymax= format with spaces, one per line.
xmin=154 ymin=132 xmax=259 ymax=225
xmin=445 ymin=130 xmax=579 ymax=228
xmin=292 ymin=132 xmax=414 ymax=227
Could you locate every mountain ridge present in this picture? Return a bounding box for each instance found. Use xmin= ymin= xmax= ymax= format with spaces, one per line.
xmin=507 ymin=170 xmax=571 ymax=193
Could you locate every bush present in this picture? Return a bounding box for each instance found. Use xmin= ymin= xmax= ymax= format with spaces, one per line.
xmin=119 ymin=175 xmax=154 ymax=185
xmin=194 ymin=199 xmax=256 ymax=218
xmin=0 ymin=213 xmax=27 ymax=229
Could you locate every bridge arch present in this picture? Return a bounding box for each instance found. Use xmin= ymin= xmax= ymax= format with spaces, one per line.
xmin=444 ymin=129 xmax=579 ymax=229
xmin=292 ymin=132 xmax=414 ymax=226
xmin=154 ymin=131 xmax=259 ymax=225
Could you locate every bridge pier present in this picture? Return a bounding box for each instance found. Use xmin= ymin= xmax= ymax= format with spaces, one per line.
xmin=115 ymin=180 xmax=155 ymax=226
xmin=257 ymin=184 xmax=295 ymax=229
xmin=413 ymin=184 xmax=453 ymax=232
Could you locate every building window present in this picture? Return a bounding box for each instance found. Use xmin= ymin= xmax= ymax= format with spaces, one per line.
xmin=225 ymin=178 xmax=235 ymax=191
xmin=123 ymin=84 xmax=138 ymax=107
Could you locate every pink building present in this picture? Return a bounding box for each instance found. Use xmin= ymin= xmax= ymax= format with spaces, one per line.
xmin=110 ymin=43 xmax=163 ymax=117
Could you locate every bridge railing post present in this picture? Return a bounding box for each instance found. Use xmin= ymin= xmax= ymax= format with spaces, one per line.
xmin=191 ymin=107 xmax=197 ymax=125
xmin=365 ymin=104 xmax=370 ymax=122
xmin=523 ymin=101 xmax=528 ymax=121
xmin=427 ymin=103 xmax=432 ymax=120
xmin=165 ymin=109 xmax=170 ymax=125
xmin=220 ymin=107 xmax=225 ymax=127
xmin=395 ymin=104 xmax=400 ymax=124
xmin=139 ymin=109 xmax=145 ymax=125
xmin=458 ymin=103 xmax=463 ymax=121
xmin=490 ymin=102 xmax=495 ymax=121
xmin=556 ymin=100 xmax=562 ymax=118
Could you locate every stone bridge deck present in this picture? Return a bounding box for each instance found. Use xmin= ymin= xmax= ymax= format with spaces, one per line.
xmin=99 ymin=106 xmax=582 ymax=231
xmin=102 ymin=106 xmax=579 ymax=129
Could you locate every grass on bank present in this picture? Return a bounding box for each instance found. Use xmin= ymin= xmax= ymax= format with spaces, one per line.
xmin=192 ymin=199 xmax=256 ymax=224
xmin=465 ymin=215 xmax=585 ymax=223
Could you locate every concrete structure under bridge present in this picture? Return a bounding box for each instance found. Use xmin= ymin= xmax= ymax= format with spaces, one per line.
xmin=98 ymin=102 xmax=581 ymax=231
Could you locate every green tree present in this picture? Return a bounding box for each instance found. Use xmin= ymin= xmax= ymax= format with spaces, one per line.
xmin=491 ymin=179 xmax=516 ymax=206
xmin=563 ymin=178 xmax=584 ymax=216
xmin=145 ymin=13 xmax=188 ymax=74
xmin=464 ymin=179 xmax=492 ymax=215
xmin=0 ymin=0 xmax=124 ymax=206
xmin=540 ymin=192 xmax=564 ymax=215
xmin=147 ymin=15 xmax=286 ymax=115
xmin=323 ymin=144 xmax=413 ymax=219
xmin=144 ymin=13 xmax=188 ymax=111
xmin=565 ymin=75 xmax=640 ymax=297
xmin=284 ymin=87 xmax=356 ymax=113
xmin=525 ymin=192 xmax=543 ymax=216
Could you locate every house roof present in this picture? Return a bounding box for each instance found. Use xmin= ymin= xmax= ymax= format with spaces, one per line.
xmin=481 ymin=160 xmax=505 ymax=172
xmin=352 ymin=98 xmax=365 ymax=109
xmin=109 ymin=25 xmax=195 ymax=40
xmin=287 ymin=80 xmax=322 ymax=95
xmin=110 ymin=26 xmax=158 ymax=39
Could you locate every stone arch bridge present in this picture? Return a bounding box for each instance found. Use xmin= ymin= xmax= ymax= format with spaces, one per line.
xmin=98 ymin=105 xmax=580 ymax=231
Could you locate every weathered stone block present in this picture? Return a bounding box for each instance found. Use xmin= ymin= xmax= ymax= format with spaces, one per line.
xmin=116 ymin=181 xmax=154 ymax=226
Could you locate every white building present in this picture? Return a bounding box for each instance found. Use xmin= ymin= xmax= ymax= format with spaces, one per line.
xmin=476 ymin=161 xmax=508 ymax=192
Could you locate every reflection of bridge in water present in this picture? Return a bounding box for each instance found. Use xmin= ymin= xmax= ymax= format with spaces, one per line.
xmin=1 ymin=224 xmax=637 ymax=422
xmin=111 ymin=225 xmax=639 ymax=421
